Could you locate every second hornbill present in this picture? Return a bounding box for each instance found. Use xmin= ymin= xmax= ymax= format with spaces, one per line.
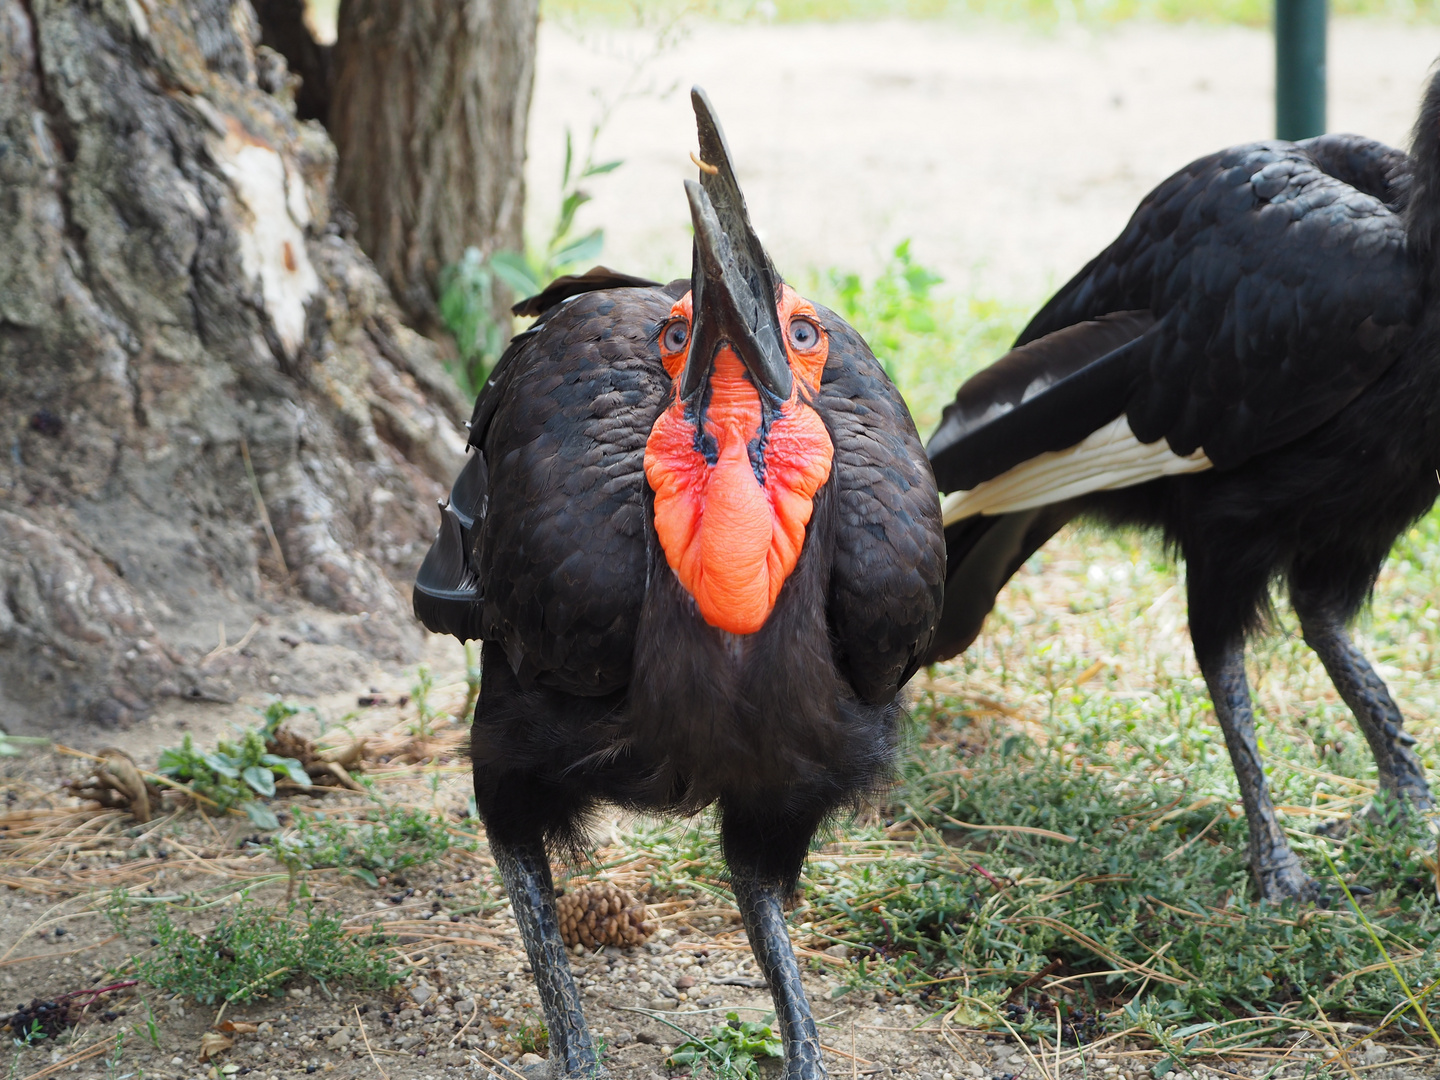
xmin=924 ymin=69 xmax=1440 ymax=901
xmin=414 ymin=90 xmax=944 ymax=1078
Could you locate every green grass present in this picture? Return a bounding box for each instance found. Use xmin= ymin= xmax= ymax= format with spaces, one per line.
xmin=265 ymin=803 xmax=473 ymax=888
xmin=107 ymin=895 xmax=396 ymax=1006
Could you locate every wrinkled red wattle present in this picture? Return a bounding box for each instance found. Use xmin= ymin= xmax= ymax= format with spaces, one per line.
xmin=645 ymin=352 xmax=832 ymax=636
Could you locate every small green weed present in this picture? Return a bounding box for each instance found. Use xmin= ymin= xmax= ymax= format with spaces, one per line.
xmin=666 ymin=1012 xmax=783 ymax=1080
xmin=514 ymin=1012 xmax=550 ymax=1056
xmin=104 ymin=1030 xmax=136 ymax=1080
xmin=408 ymin=664 xmax=450 ymax=741
xmin=807 ymin=241 xmax=1031 ymax=432
xmin=131 ymin=1000 xmax=162 ymax=1051
xmin=0 ymin=732 xmax=46 ymax=758
xmin=266 ymin=804 xmax=469 ymax=888
xmin=153 ymin=699 xmax=316 ymax=829
xmin=109 ymin=896 xmax=395 ymax=1006
xmin=9 ymin=1020 xmax=44 ymax=1049
xmin=155 ymin=731 xmax=308 ymax=829
xmin=439 ymin=130 xmax=620 ymax=396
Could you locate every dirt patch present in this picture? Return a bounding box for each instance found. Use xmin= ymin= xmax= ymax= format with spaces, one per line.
xmin=2 ymin=664 xmax=1437 ymax=1080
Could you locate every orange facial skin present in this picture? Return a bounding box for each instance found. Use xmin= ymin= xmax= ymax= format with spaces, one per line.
xmin=644 ymin=285 xmax=834 ymax=636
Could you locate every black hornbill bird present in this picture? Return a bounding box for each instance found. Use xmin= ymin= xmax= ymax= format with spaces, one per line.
xmin=414 ymin=90 xmax=944 ymax=1078
xmin=924 ymin=71 xmax=1440 ymax=901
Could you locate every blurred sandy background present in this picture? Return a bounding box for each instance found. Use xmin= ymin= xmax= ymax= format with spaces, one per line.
xmin=527 ymin=18 xmax=1440 ymax=299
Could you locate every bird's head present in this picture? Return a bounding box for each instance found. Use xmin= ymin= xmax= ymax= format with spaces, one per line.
xmin=644 ymin=89 xmax=836 ymax=637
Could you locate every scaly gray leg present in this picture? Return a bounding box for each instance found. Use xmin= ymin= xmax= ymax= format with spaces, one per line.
xmin=732 ymin=875 xmax=827 ymax=1080
xmin=1200 ymin=643 xmax=1318 ymax=901
xmin=1298 ymin=607 xmax=1432 ymax=812
xmin=491 ymin=838 xmax=605 ymax=1078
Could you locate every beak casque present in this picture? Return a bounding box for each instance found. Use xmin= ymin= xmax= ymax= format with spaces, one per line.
xmin=680 ymin=88 xmax=792 ymax=403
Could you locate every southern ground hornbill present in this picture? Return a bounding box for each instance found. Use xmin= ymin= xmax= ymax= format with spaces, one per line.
xmin=924 ymin=70 xmax=1440 ymax=901
xmin=414 ymin=90 xmax=944 ymax=1078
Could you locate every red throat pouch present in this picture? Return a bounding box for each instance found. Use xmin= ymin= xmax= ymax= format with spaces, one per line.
xmin=644 ymin=288 xmax=834 ymax=636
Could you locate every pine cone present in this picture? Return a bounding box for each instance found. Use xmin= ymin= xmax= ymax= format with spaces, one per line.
xmin=554 ymin=882 xmax=657 ymax=950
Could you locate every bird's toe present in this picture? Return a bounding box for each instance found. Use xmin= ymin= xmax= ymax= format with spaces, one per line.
xmin=1254 ymin=854 xmax=1321 ymax=904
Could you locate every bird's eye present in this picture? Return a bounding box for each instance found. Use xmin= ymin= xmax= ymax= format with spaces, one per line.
xmin=788 ymin=317 xmax=820 ymax=351
xmin=662 ymin=320 xmax=690 ymax=353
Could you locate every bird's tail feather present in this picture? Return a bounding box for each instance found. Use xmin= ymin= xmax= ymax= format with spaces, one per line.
xmin=921 ymin=503 xmax=1075 ymax=665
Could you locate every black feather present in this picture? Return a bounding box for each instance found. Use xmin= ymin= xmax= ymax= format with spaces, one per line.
xmin=412 ymin=504 xmax=484 ymax=640
xmin=510 ymin=266 xmax=664 ymax=317
xmin=921 ymin=505 xmax=1074 ymax=664
xmin=927 ymin=312 xmax=1153 ymax=492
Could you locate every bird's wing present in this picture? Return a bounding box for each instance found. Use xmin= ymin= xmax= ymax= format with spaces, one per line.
xmin=1296 ymin=133 xmax=1411 ymax=211
xmin=818 ymin=313 xmax=947 ymax=702
xmin=932 ymin=139 xmax=1419 ymax=520
xmin=414 ymin=284 xmax=680 ymax=696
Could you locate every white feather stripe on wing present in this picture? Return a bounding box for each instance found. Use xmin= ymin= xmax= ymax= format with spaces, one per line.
xmin=941 ymin=415 xmax=1212 ymax=525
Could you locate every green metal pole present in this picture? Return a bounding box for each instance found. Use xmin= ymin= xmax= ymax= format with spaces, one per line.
xmin=1276 ymin=0 xmax=1327 ymax=140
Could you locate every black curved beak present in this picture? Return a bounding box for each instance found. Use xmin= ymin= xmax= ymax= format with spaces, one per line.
xmin=679 ymin=88 xmax=792 ymax=403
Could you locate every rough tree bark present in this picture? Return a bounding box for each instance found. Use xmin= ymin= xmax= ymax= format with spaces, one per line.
xmin=0 ymin=0 xmax=487 ymax=729
xmin=330 ymin=0 xmax=539 ymax=328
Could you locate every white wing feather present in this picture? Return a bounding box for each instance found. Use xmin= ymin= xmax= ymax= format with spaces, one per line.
xmin=941 ymin=415 xmax=1211 ymax=525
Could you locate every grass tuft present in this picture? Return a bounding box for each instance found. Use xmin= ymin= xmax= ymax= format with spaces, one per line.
xmin=107 ymin=895 xmax=396 ymax=1006
xmin=265 ymin=803 xmax=472 ymax=889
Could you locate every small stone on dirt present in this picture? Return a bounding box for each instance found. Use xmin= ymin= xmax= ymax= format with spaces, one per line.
xmin=824 ymin=943 xmax=849 ymax=959
xmin=323 ymin=1027 xmax=350 ymax=1049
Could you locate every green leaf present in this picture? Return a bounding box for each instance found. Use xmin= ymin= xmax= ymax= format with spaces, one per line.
xmin=561 ymin=128 xmax=574 ymax=190
xmin=262 ymin=755 xmax=313 ymax=787
xmin=582 ymin=159 xmax=623 ymax=177
xmin=490 ymin=251 xmax=542 ymax=298
xmin=553 ymin=190 xmax=591 ymax=245
xmin=548 ymin=229 xmax=604 ymax=274
xmin=348 ymin=867 xmax=380 ymax=888
xmin=243 ymin=801 xmax=281 ymax=830
xmin=203 ymin=752 xmax=240 ymax=779
xmin=242 ymin=765 xmax=276 ymax=797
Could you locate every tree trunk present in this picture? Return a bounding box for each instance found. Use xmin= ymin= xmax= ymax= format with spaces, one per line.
xmin=329 ymin=0 xmax=538 ymax=329
xmin=253 ymin=0 xmax=332 ymax=124
xmin=0 ymin=0 xmax=479 ymax=728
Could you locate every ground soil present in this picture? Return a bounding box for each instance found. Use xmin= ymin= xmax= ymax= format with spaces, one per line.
xmin=2 ymin=655 xmax=1436 ymax=1080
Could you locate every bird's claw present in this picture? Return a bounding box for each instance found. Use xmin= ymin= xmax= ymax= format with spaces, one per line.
xmin=1253 ymin=851 xmax=1322 ymax=904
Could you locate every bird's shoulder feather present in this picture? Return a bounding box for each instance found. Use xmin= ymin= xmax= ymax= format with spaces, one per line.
xmin=475 ymin=286 xmax=678 ymax=695
xmin=817 ymin=310 xmax=946 ymax=701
